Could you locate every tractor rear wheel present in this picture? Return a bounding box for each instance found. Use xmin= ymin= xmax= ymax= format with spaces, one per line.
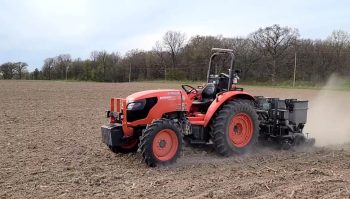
xmin=210 ymin=100 xmax=259 ymax=156
xmin=139 ymin=119 xmax=183 ymax=167
xmin=108 ymin=138 xmax=139 ymax=154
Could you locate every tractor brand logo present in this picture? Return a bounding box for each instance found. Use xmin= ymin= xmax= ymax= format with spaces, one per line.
xmin=159 ymin=96 xmax=178 ymax=100
xmin=168 ymin=91 xmax=179 ymax=96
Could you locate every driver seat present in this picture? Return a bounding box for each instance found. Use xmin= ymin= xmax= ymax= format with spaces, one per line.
xmin=192 ymin=83 xmax=217 ymax=106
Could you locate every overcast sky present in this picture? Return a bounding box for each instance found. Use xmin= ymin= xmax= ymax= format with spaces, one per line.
xmin=1 ymin=0 xmax=349 ymax=71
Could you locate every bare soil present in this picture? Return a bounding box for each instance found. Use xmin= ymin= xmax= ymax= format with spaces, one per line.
xmin=1 ymin=80 xmax=349 ymax=199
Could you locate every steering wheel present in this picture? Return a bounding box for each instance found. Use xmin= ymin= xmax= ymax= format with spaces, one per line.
xmin=219 ymin=73 xmax=229 ymax=78
xmin=181 ymin=85 xmax=198 ymax=94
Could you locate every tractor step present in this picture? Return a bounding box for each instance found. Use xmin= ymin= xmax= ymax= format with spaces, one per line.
xmin=189 ymin=140 xmax=207 ymax=145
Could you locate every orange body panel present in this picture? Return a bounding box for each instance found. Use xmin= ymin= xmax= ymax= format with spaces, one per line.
xmin=127 ymin=90 xmax=187 ymax=127
xmin=112 ymin=90 xmax=193 ymax=134
xmin=187 ymin=113 xmax=205 ymax=125
xmin=110 ymin=88 xmax=254 ymax=137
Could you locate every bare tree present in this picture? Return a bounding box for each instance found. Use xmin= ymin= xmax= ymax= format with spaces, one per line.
xmin=43 ymin=58 xmax=55 ymax=80
xmin=99 ymin=51 xmax=108 ymax=80
xmin=228 ymin=38 xmax=261 ymax=80
xmin=153 ymin=41 xmax=169 ymax=79
xmin=250 ymin=24 xmax=299 ymax=82
xmin=14 ymin=62 xmax=28 ymax=79
xmin=89 ymin=51 xmax=110 ymax=81
xmin=55 ymin=54 xmax=71 ymax=79
xmin=33 ymin=68 xmax=40 ymax=80
xmin=326 ymin=30 xmax=350 ymax=75
xmin=0 ymin=62 xmax=16 ymax=79
xmin=162 ymin=31 xmax=186 ymax=68
xmin=327 ymin=30 xmax=350 ymax=57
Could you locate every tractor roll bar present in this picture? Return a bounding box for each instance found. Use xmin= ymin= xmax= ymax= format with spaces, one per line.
xmin=207 ymin=48 xmax=235 ymax=91
xmin=211 ymin=48 xmax=234 ymax=53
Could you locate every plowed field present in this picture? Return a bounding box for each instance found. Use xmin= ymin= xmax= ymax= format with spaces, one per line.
xmin=1 ymin=81 xmax=349 ymax=198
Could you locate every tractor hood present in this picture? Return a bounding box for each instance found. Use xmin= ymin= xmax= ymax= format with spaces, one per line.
xmin=126 ymin=89 xmax=185 ymax=102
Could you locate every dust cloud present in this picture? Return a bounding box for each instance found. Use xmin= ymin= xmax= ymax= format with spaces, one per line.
xmin=305 ymin=74 xmax=350 ymax=146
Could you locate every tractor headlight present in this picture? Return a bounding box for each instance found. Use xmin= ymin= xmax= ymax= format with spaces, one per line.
xmin=127 ymin=99 xmax=146 ymax=111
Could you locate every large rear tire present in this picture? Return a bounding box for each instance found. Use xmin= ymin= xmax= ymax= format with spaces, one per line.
xmin=210 ymin=100 xmax=259 ymax=156
xmin=139 ymin=119 xmax=183 ymax=167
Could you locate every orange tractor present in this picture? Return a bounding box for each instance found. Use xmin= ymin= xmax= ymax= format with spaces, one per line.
xmin=101 ymin=48 xmax=315 ymax=167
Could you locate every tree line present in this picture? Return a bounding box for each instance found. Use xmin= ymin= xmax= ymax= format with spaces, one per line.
xmin=0 ymin=62 xmax=29 ymax=80
xmin=1 ymin=24 xmax=350 ymax=83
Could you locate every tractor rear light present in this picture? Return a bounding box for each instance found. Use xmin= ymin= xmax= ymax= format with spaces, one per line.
xmin=110 ymin=116 xmax=115 ymax=123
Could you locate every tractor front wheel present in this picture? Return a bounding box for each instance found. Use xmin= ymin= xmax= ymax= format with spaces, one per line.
xmin=210 ymin=100 xmax=259 ymax=156
xmin=108 ymin=138 xmax=139 ymax=154
xmin=139 ymin=119 xmax=183 ymax=167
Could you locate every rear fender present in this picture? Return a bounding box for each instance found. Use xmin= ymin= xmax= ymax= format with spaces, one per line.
xmin=203 ymin=91 xmax=255 ymax=127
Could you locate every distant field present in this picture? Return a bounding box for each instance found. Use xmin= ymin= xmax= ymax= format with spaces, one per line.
xmin=143 ymin=79 xmax=350 ymax=90
xmin=1 ymin=80 xmax=349 ymax=198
